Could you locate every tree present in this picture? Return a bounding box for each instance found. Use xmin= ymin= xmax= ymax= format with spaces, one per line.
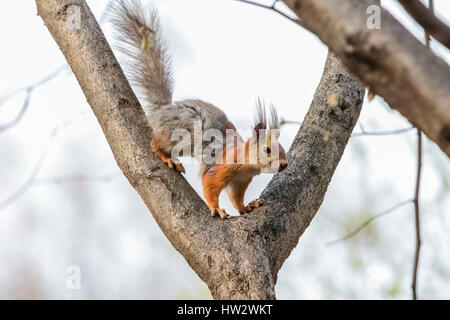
xmin=35 ymin=0 xmax=449 ymax=299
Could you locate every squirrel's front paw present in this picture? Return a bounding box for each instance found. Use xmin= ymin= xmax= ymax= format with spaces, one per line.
xmin=166 ymin=159 xmax=185 ymax=173
xmin=240 ymin=199 xmax=264 ymax=214
xmin=174 ymin=162 xmax=185 ymax=173
xmin=211 ymin=208 xmax=229 ymax=219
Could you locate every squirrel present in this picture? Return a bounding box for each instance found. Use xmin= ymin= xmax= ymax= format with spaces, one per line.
xmin=110 ymin=0 xmax=288 ymax=219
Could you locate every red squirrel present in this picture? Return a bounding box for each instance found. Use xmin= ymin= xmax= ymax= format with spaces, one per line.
xmin=110 ymin=0 xmax=288 ymax=219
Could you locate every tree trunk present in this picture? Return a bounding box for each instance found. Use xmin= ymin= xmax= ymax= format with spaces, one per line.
xmin=35 ymin=0 xmax=363 ymax=299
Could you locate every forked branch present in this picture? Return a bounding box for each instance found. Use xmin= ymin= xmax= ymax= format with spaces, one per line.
xmin=36 ymin=0 xmax=363 ymax=299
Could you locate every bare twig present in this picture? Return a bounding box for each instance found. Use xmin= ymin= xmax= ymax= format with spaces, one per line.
xmin=398 ymin=0 xmax=450 ymax=50
xmin=233 ymin=0 xmax=301 ymax=25
xmin=326 ymin=200 xmax=413 ymax=246
xmin=280 ymin=119 xmax=302 ymax=126
xmin=0 ymin=88 xmax=33 ymax=133
xmin=353 ymin=122 xmax=415 ymax=137
xmin=411 ymin=0 xmax=431 ymax=301
xmin=34 ymin=172 xmax=121 ymax=185
xmin=281 ymin=118 xmax=414 ymax=137
xmin=0 ymin=65 xmax=68 ymax=107
xmin=351 ymin=128 xmax=414 ymax=136
xmin=412 ymin=128 xmax=422 ymax=299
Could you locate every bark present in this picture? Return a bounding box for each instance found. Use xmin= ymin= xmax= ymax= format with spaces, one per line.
xmin=36 ymin=0 xmax=363 ymax=299
xmin=398 ymin=0 xmax=450 ymax=50
xmin=284 ymin=0 xmax=450 ymax=157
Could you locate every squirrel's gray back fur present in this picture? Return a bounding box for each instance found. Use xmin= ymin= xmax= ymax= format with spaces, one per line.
xmin=149 ymin=99 xmax=232 ymax=158
xmin=110 ymin=0 xmax=235 ymax=171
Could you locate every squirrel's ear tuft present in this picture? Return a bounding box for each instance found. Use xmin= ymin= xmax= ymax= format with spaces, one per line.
xmin=253 ymin=123 xmax=267 ymax=140
xmin=268 ymin=104 xmax=281 ymax=140
xmin=253 ymin=98 xmax=267 ymax=130
xmin=252 ymin=98 xmax=268 ymax=141
xmin=269 ymin=104 xmax=280 ymax=130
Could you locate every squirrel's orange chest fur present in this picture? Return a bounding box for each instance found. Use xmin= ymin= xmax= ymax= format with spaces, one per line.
xmin=201 ymin=163 xmax=262 ymax=219
xmin=201 ymin=142 xmax=264 ymax=219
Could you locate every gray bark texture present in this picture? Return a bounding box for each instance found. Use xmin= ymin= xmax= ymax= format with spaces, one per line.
xmin=36 ymin=0 xmax=363 ymax=299
xmin=285 ymin=0 xmax=450 ymax=157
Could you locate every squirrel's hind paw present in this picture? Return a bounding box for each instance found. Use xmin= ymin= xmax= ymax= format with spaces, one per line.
xmin=211 ymin=208 xmax=229 ymax=220
xmin=240 ymin=199 xmax=264 ymax=214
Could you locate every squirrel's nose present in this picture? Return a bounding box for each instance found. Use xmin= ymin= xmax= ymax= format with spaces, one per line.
xmin=278 ymin=161 xmax=288 ymax=172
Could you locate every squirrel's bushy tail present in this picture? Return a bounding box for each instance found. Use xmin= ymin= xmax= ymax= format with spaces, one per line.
xmin=109 ymin=0 xmax=173 ymax=106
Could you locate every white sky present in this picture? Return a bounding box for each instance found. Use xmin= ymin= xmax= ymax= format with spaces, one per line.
xmin=0 ymin=0 xmax=449 ymax=299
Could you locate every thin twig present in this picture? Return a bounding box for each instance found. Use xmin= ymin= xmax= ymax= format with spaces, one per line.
xmin=352 ymin=127 xmax=414 ymax=136
xmin=0 ymin=88 xmax=33 ymax=133
xmin=326 ymin=200 xmax=414 ymax=246
xmin=280 ymin=119 xmax=302 ymax=126
xmin=411 ymin=0 xmax=431 ymax=300
xmin=281 ymin=119 xmax=414 ymax=137
xmin=353 ymin=122 xmax=414 ymax=137
xmin=0 ymin=65 xmax=67 ymax=107
xmin=233 ymin=0 xmax=301 ymax=25
xmin=34 ymin=172 xmax=121 ymax=185
xmin=412 ymin=128 xmax=422 ymax=299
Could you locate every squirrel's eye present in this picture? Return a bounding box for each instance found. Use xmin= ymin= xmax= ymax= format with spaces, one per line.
xmin=263 ymin=147 xmax=271 ymax=154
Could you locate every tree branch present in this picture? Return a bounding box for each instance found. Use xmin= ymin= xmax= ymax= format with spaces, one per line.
xmin=283 ymin=0 xmax=450 ymax=157
xmin=242 ymin=51 xmax=364 ymax=277
xmin=398 ymin=0 xmax=450 ymax=50
xmin=36 ymin=0 xmax=363 ymax=299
